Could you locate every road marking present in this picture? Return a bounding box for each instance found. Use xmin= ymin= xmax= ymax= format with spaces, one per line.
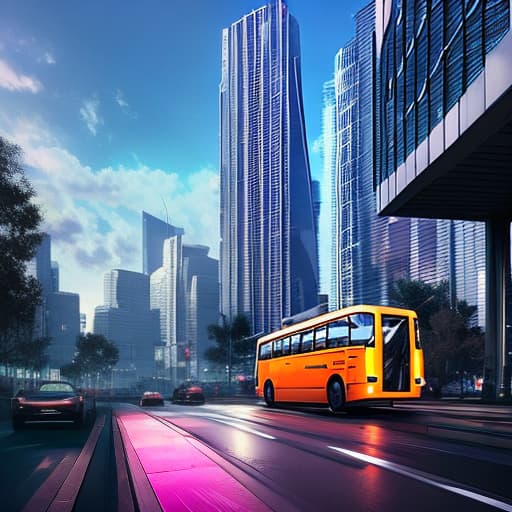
xmin=22 ymin=415 xmax=105 ymax=512
xmin=1 ymin=443 xmax=44 ymax=453
xmin=207 ymin=417 xmax=276 ymax=440
xmin=328 ymin=446 xmax=512 ymax=511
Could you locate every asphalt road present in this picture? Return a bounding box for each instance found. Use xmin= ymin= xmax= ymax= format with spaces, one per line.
xmin=1 ymin=398 xmax=511 ymax=511
xmin=146 ymin=400 xmax=512 ymax=511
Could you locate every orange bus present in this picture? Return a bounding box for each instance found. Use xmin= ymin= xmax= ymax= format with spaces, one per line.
xmin=255 ymin=305 xmax=425 ymax=411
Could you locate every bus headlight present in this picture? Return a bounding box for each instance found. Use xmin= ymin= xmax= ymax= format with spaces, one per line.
xmin=367 ymin=385 xmax=374 ymax=394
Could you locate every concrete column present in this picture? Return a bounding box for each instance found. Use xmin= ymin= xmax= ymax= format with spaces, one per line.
xmin=484 ymin=219 xmax=509 ymax=400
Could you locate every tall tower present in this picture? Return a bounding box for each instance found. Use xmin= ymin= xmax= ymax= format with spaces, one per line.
xmin=220 ymin=0 xmax=319 ymax=335
xmin=142 ymin=211 xmax=184 ymax=276
xmin=332 ymin=2 xmax=387 ymax=308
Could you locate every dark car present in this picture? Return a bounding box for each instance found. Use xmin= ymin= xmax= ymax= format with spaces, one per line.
xmin=140 ymin=391 xmax=165 ymax=407
xmin=171 ymin=382 xmax=205 ymax=405
xmin=11 ymin=380 xmax=95 ymax=430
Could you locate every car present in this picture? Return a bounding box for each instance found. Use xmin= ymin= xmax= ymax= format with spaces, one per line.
xmin=11 ymin=380 xmax=95 ymax=430
xmin=171 ymin=382 xmax=205 ymax=405
xmin=140 ymin=391 xmax=165 ymax=407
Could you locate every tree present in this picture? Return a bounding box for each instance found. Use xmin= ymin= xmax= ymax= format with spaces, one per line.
xmin=61 ymin=333 xmax=119 ymax=386
xmin=205 ymin=314 xmax=251 ymax=382
xmin=0 ymin=136 xmax=44 ymax=366
xmin=390 ymin=278 xmax=484 ymax=393
xmin=390 ymin=279 xmax=450 ymax=329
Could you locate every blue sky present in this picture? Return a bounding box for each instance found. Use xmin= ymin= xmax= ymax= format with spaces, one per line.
xmin=0 ymin=0 xmax=368 ymax=327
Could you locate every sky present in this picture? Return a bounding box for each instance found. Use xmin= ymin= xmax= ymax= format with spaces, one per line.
xmin=0 ymin=0 xmax=369 ymax=330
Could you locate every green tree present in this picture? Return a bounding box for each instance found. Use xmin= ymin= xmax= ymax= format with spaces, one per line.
xmin=61 ymin=333 xmax=119 ymax=386
xmin=0 ymin=136 xmax=44 ymax=366
xmin=390 ymin=279 xmax=450 ymax=329
xmin=390 ymin=278 xmax=484 ymax=393
xmin=205 ymin=314 xmax=251 ymax=382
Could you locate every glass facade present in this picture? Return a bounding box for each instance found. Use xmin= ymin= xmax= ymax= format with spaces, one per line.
xmin=94 ymin=269 xmax=158 ymax=381
xmin=220 ymin=0 xmax=319 ymax=335
xmin=142 ymin=211 xmax=184 ymax=276
xmin=331 ymin=3 xmax=390 ymax=308
xmin=377 ymin=0 xmax=510 ymax=184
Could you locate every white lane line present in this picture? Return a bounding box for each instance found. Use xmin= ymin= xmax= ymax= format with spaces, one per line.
xmin=1 ymin=443 xmax=44 ymax=453
xmin=329 ymin=446 xmax=512 ymax=511
xmin=208 ymin=417 xmax=276 ymax=440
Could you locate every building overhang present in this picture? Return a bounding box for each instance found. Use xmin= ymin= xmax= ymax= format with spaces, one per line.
xmin=377 ymin=29 xmax=512 ymax=223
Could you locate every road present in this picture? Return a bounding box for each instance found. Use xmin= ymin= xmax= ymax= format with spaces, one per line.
xmin=1 ymin=399 xmax=511 ymax=511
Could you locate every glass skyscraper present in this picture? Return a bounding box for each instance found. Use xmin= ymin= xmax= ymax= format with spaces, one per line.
xmin=220 ymin=0 xmax=319 ymax=335
xmin=94 ymin=269 xmax=158 ymax=384
xmin=142 ymin=211 xmax=184 ymax=276
xmin=330 ymin=2 xmax=389 ymax=308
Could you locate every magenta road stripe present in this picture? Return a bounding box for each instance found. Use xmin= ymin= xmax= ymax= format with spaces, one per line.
xmin=22 ymin=415 xmax=105 ymax=512
xmin=116 ymin=410 xmax=274 ymax=512
xmin=115 ymin=414 xmax=162 ymax=512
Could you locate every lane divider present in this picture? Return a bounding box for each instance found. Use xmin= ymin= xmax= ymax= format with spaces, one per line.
xmin=22 ymin=415 xmax=105 ymax=512
xmin=328 ymin=445 xmax=512 ymax=511
xmin=112 ymin=415 xmax=135 ymax=512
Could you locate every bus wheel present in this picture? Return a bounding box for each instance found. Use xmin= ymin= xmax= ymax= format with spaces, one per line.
xmin=327 ymin=377 xmax=345 ymax=413
xmin=264 ymin=380 xmax=275 ymax=407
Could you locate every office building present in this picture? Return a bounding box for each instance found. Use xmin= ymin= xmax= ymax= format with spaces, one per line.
xmin=142 ymin=211 xmax=184 ymax=276
xmin=374 ymin=0 xmax=511 ymax=398
xmin=28 ymin=234 xmax=80 ymax=374
xmin=151 ymin=236 xmax=219 ymax=385
xmin=220 ymin=0 xmax=319 ymax=334
xmin=94 ymin=269 xmax=158 ymax=386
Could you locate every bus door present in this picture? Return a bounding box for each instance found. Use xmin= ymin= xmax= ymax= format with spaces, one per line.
xmin=382 ymin=315 xmax=410 ymax=392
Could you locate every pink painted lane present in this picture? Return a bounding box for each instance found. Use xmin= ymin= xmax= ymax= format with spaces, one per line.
xmin=115 ymin=408 xmax=271 ymax=512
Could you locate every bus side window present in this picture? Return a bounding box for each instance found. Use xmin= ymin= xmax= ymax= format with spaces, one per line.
xmin=282 ymin=336 xmax=291 ymax=355
xmin=349 ymin=313 xmax=374 ymax=346
xmin=301 ymin=330 xmax=314 ymax=352
xmin=315 ymin=325 xmax=327 ymax=350
xmin=259 ymin=342 xmax=271 ymax=360
xmin=273 ymin=339 xmax=282 ymax=357
xmin=291 ymin=334 xmax=301 ymax=354
xmin=327 ymin=319 xmax=349 ymax=347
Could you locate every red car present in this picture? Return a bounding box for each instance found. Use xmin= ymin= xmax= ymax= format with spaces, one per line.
xmin=11 ymin=380 xmax=95 ymax=430
xmin=140 ymin=391 xmax=165 ymax=406
xmin=171 ymin=382 xmax=205 ymax=405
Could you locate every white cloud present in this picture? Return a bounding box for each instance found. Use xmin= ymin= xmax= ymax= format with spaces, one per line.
xmin=0 ymin=59 xmax=43 ymax=93
xmin=1 ymin=117 xmax=220 ymax=331
xmin=115 ymin=88 xmax=137 ymax=118
xmin=80 ymin=98 xmax=103 ymax=136
xmin=44 ymin=52 xmax=56 ymax=65
xmin=115 ymin=89 xmax=128 ymax=108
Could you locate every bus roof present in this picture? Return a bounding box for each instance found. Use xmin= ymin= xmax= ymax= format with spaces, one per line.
xmin=257 ymin=304 xmax=417 ymax=345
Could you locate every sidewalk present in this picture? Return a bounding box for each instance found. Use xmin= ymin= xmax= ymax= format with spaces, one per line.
xmin=114 ymin=405 xmax=274 ymax=512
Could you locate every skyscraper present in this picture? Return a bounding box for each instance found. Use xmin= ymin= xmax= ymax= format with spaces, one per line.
xmin=319 ymin=79 xmax=336 ymax=307
xmin=94 ymin=269 xmax=158 ymax=385
xmin=220 ymin=0 xmax=319 ymax=335
xmin=150 ymin=235 xmax=184 ymax=385
xmin=28 ymin=234 xmax=80 ymax=373
xmin=142 ymin=211 xmax=184 ymax=276
xmin=331 ymin=2 xmax=388 ymax=308
xmin=151 ymin=236 xmax=219 ymax=385
xmin=182 ymin=245 xmax=219 ymax=380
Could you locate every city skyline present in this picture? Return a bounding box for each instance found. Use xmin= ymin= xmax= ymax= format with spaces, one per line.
xmin=0 ymin=0 xmax=368 ymax=329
